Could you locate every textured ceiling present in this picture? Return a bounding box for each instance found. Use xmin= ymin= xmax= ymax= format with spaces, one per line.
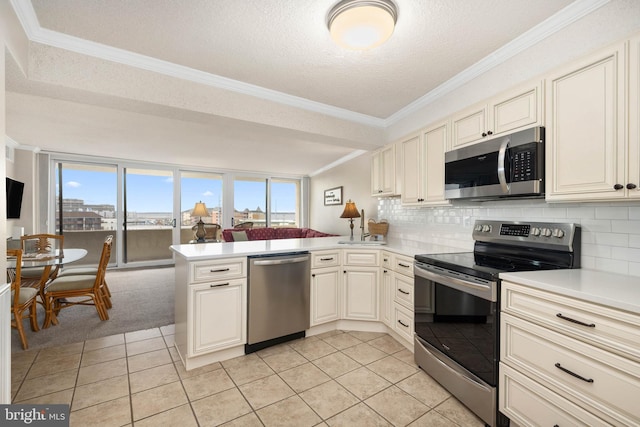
xmin=29 ymin=0 xmax=573 ymax=118
xmin=6 ymin=0 xmax=584 ymax=175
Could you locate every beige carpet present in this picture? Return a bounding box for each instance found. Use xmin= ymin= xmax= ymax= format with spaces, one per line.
xmin=11 ymin=267 xmax=175 ymax=353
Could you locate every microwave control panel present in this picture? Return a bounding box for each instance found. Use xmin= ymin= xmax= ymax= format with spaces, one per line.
xmin=511 ymin=143 xmax=537 ymax=182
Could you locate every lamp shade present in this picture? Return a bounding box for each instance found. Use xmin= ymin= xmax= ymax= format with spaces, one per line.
xmin=340 ymin=200 xmax=361 ymax=219
xmin=192 ymin=201 xmax=208 ymax=217
xmin=327 ymin=0 xmax=397 ymax=50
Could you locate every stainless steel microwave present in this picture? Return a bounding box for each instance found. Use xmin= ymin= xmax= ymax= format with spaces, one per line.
xmin=444 ymin=126 xmax=544 ymax=200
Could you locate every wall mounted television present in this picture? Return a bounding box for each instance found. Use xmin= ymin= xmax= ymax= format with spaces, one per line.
xmin=6 ymin=177 xmax=25 ymax=219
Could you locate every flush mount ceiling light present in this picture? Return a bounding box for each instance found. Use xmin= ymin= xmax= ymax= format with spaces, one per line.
xmin=327 ymin=0 xmax=398 ymax=50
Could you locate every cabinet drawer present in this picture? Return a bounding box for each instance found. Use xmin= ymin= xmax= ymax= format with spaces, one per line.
xmin=394 ymin=303 xmax=414 ymax=343
xmin=311 ymin=251 xmax=341 ymax=269
xmin=394 ymin=274 xmax=413 ymax=310
xmin=502 ymin=281 xmax=640 ymax=362
xmin=393 ymin=255 xmax=414 ymax=278
xmin=500 ymin=363 xmax=611 ymax=427
xmin=190 ymin=258 xmax=246 ymax=283
xmin=501 ymin=313 xmax=640 ymax=425
xmin=343 ymin=250 xmax=379 ymax=267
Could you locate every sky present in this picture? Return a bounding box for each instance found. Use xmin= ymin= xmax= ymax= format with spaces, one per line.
xmin=58 ymin=168 xmax=297 ymax=213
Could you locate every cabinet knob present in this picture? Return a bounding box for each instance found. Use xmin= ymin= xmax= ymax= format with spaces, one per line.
xmin=614 ymin=184 xmax=624 ymax=190
xmin=481 ymin=132 xmax=487 ymax=137
xmin=627 ymin=183 xmax=637 ymax=190
xmin=311 ymin=274 xmax=315 ymax=277
xmin=487 ymin=131 xmax=493 ymax=135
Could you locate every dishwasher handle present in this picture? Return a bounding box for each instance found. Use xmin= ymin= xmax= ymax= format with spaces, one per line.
xmin=252 ymin=255 xmax=309 ymax=266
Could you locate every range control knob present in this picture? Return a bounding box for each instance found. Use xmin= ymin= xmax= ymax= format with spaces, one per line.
xmin=481 ymin=224 xmax=492 ymax=233
xmin=552 ymin=229 xmax=565 ymax=238
xmin=474 ymin=225 xmax=483 ymax=232
xmin=541 ymin=228 xmax=552 ymax=237
xmin=531 ymin=227 xmax=541 ymax=236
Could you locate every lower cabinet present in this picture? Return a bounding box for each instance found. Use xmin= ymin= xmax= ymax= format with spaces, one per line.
xmin=190 ymin=279 xmax=246 ymax=355
xmin=311 ymin=267 xmax=341 ymax=326
xmin=500 ymin=280 xmax=640 ymax=426
xmin=343 ymin=268 xmax=379 ymax=321
xmin=380 ymin=266 xmax=393 ymax=328
xmin=174 ymin=255 xmax=247 ymax=370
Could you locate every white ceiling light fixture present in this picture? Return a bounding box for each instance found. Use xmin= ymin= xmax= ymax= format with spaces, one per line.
xmin=327 ymin=0 xmax=398 ymax=50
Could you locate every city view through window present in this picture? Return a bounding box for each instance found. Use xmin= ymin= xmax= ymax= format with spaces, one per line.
xmin=55 ymin=164 xmax=300 ymax=233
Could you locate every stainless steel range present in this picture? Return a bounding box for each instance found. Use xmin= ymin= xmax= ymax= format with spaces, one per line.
xmin=413 ymin=220 xmax=581 ymax=427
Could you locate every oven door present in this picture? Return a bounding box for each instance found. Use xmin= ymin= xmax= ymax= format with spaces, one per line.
xmin=414 ymin=262 xmax=498 ymax=387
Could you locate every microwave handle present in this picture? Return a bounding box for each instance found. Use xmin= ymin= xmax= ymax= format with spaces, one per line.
xmin=497 ymin=136 xmax=510 ymax=193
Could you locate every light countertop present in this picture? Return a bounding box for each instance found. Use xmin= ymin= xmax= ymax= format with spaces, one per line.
xmin=170 ymin=235 xmax=466 ymax=261
xmin=501 ymin=269 xmax=640 ymax=315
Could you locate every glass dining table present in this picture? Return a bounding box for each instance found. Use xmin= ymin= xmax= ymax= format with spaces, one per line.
xmin=6 ymin=248 xmax=88 ymax=324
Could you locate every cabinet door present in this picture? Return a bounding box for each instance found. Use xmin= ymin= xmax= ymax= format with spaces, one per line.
xmin=400 ymin=134 xmax=422 ymax=205
xmin=380 ymin=145 xmax=396 ymax=194
xmin=451 ymin=103 xmax=487 ymax=149
xmin=629 ymin=34 xmax=640 ymax=198
xmin=371 ymin=145 xmax=396 ymax=196
xmin=546 ymin=43 xmax=626 ymax=201
xmin=422 ymin=122 xmax=449 ymax=205
xmin=343 ymin=268 xmax=379 ymax=321
xmin=190 ymin=280 xmax=245 ymax=355
xmin=380 ymin=268 xmax=393 ymax=327
xmin=491 ymin=81 xmax=543 ymax=136
xmin=311 ymin=268 xmax=341 ymax=326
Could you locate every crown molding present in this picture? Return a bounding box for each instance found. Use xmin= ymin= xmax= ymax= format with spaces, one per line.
xmin=385 ymin=0 xmax=610 ymax=126
xmin=11 ymin=0 xmax=609 ymax=130
xmin=309 ymin=149 xmax=367 ymax=177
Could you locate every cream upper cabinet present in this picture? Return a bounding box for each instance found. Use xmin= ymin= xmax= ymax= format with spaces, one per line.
xmin=399 ymin=133 xmax=421 ymax=204
xmin=371 ymin=144 xmax=396 ymax=196
xmin=545 ymin=41 xmax=631 ymax=201
xmin=628 ymin=34 xmax=640 ymax=199
xmin=451 ymin=80 xmax=544 ymax=150
xmin=400 ymin=122 xmax=449 ymax=206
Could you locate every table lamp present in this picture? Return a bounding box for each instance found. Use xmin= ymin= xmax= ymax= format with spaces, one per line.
xmin=340 ymin=199 xmax=361 ymax=240
xmin=192 ymin=201 xmax=209 ymax=243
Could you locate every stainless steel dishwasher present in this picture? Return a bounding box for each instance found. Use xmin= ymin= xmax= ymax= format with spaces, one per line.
xmin=246 ymin=252 xmax=310 ymax=353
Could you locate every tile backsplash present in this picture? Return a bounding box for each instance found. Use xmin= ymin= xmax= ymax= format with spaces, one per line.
xmin=377 ymin=198 xmax=640 ymax=278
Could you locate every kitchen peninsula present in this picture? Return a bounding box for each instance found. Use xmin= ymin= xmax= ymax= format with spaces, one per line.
xmin=170 ymin=236 xmax=461 ymax=370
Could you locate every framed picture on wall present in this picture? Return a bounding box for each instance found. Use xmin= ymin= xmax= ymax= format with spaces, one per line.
xmin=324 ymin=186 xmax=343 ymax=205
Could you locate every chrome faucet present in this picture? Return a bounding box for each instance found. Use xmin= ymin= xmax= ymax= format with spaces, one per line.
xmin=360 ymin=209 xmax=370 ymax=241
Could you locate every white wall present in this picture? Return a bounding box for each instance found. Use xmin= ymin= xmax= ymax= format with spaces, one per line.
xmin=309 ymin=152 xmax=377 ymax=237
xmin=6 ymin=149 xmax=37 ymax=236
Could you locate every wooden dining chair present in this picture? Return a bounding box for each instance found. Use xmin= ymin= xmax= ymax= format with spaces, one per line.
xmin=7 ymin=249 xmax=40 ymax=350
xmin=43 ymin=235 xmax=113 ymax=328
xmin=19 ymin=233 xmax=65 ymax=287
xmin=56 ymin=237 xmax=114 ymax=309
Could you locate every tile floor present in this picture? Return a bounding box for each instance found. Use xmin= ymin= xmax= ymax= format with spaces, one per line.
xmin=11 ymin=327 xmax=484 ymax=426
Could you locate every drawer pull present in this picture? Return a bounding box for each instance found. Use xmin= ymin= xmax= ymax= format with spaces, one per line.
xmin=320 ymin=257 xmax=334 ymax=261
xmin=554 ymin=363 xmax=594 ymax=383
xmin=398 ymin=263 xmax=411 ymax=268
xmin=210 ymin=268 xmax=231 ymax=273
xmin=398 ymin=289 xmax=410 ymax=295
xmin=398 ymin=319 xmax=409 ymax=328
xmin=556 ymin=313 xmax=595 ymax=328
xmin=210 ymin=283 xmax=230 ymax=288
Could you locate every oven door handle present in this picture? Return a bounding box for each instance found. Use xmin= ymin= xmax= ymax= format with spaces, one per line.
xmin=497 ymin=136 xmax=510 ymax=193
xmin=414 ymin=265 xmax=496 ymax=302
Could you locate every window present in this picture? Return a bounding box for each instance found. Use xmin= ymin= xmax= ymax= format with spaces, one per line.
xmin=180 ymin=171 xmax=223 ymax=243
xmin=234 ymin=177 xmax=267 ymax=228
xmin=270 ymin=178 xmax=300 ymax=228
